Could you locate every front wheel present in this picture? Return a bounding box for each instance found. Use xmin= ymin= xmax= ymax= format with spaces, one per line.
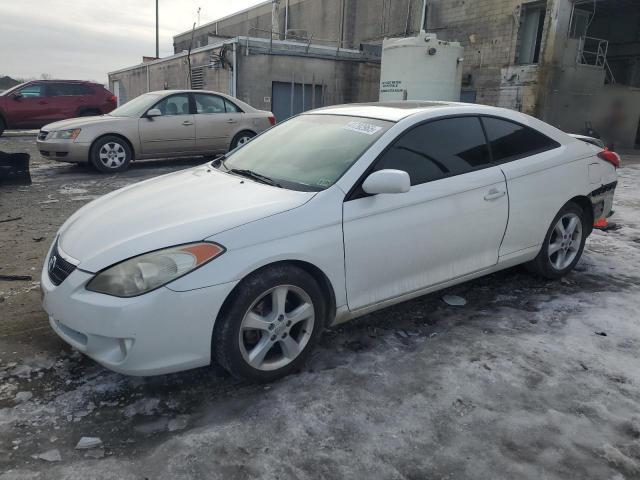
xmin=526 ymin=202 xmax=587 ymax=279
xmin=213 ymin=265 xmax=326 ymax=382
xmin=90 ymin=136 xmax=132 ymax=173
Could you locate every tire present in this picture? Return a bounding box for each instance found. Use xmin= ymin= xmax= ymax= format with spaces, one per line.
xmin=229 ymin=131 xmax=256 ymax=151
xmin=213 ymin=264 xmax=326 ymax=382
xmin=526 ymin=202 xmax=588 ymax=279
xmin=0 ymin=117 xmax=5 ymax=137
xmin=90 ymin=135 xmax=132 ymax=173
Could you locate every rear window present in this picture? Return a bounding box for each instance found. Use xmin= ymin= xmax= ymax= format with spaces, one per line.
xmin=224 ymin=99 xmax=241 ymax=113
xmin=481 ymin=117 xmax=560 ymax=163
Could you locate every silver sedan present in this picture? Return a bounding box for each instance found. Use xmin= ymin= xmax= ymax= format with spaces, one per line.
xmin=36 ymin=90 xmax=276 ymax=172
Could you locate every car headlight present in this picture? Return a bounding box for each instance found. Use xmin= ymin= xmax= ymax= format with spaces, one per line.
xmin=86 ymin=242 xmax=225 ymax=297
xmin=51 ymin=129 xmax=81 ymax=140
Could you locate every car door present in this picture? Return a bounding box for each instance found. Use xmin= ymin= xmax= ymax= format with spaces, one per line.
xmin=192 ymin=93 xmax=237 ymax=153
xmin=138 ymin=93 xmax=196 ymax=156
xmin=342 ymin=116 xmax=509 ymax=311
xmin=44 ymin=83 xmax=80 ymax=122
xmin=479 ymin=116 xmax=564 ymax=258
xmin=8 ymin=83 xmax=50 ymax=128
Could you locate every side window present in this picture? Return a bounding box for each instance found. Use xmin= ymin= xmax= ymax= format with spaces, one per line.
xmin=153 ymin=94 xmax=190 ymax=116
xmin=17 ymin=84 xmax=45 ymax=98
xmin=224 ymin=99 xmax=241 ymax=113
xmin=482 ymin=117 xmax=560 ymax=163
xmin=58 ymin=84 xmax=92 ymax=95
xmin=47 ymin=83 xmax=74 ymax=96
xmin=374 ymin=117 xmax=491 ymax=186
xmin=193 ymin=93 xmax=225 ymax=114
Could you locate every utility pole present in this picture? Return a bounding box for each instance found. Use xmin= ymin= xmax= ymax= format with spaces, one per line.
xmin=155 ymin=0 xmax=159 ymax=58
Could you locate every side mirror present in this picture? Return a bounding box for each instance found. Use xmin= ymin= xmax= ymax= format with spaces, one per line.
xmin=362 ymin=169 xmax=411 ymax=195
xmin=12 ymin=93 xmax=22 ymax=101
xmin=146 ymin=108 xmax=162 ymax=118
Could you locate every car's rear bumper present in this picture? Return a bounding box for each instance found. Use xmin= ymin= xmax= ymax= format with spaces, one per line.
xmin=37 ymin=138 xmax=91 ymax=163
xmin=590 ymin=181 xmax=617 ymax=221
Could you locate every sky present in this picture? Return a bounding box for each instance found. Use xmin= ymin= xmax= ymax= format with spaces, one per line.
xmin=0 ymin=0 xmax=264 ymax=83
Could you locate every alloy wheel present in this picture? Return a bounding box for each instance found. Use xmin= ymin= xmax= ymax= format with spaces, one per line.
xmin=238 ymin=285 xmax=315 ymax=371
xmin=548 ymin=212 xmax=582 ymax=270
xmin=98 ymin=142 xmax=127 ymax=169
xmin=237 ymin=135 xmax=252 ymax=146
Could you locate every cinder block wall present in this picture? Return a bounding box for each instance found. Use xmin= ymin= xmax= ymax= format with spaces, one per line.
xmin=173 ymin=0 xmax=552 ymax=115
xmin=426 ymin=0 xmax=554 ymax=116
xmin=173 ymin=0 xmax=425 ymax=53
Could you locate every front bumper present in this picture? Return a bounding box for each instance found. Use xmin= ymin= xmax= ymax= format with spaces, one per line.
xmin=36 ymin=137 xmax=91 ymax=163
xmin=41 ymin=249 xmax=238 ymax=376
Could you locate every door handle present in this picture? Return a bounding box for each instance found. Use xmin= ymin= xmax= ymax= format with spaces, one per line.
xmin=227 ymin=119 xmax=237 ymax=124
xmin=484 ymin=188 xmax=506 ymax=201
xmin=182 ymin=120 xmax=193 ymax=126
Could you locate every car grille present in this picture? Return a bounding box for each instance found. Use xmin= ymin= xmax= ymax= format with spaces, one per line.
xmin=38 ymin=130 xmax=49 ymax=141
xmin=48 ymin=242 xmax=76 ymax=286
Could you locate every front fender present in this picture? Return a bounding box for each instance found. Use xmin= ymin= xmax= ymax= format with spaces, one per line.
xmin=166 ymin=187 xmax=347 ymax=308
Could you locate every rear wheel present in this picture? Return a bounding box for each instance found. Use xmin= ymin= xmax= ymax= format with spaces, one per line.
xmin=229 ymin=131 xmax=256 ymax=151
xmin=526 ymin=202 xmax=587 ymax=279
xmin=90 ymin=136 xmax=132 ymax=173
xmin=0 ymin=117 xmax=5 ymax=137
xmin=213 ymin=265 xmax=326 ymax=382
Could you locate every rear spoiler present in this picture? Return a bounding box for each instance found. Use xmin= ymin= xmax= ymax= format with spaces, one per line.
xmin=568 ymin=134 xmax=605 ymax=149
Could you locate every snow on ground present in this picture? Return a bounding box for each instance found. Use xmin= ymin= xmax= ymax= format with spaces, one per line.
xmin=1 ymin=145 xmax=640 ymax=478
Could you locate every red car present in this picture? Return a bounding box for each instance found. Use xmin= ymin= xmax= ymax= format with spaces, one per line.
xmin=0 ymin=80 xmax=116 ymax=136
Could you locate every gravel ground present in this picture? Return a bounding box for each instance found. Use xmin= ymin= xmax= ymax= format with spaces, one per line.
xmin=1 ymin=132 xmax=640 ymax=479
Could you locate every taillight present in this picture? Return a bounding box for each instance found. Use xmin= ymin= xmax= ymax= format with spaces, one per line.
xmin=268 ymin=115 xmax=276 ymax=126
xmin=108 ymin=95 xmax=117 ymax=104
xmin=598 ymin=148 xmax=621 ymax=168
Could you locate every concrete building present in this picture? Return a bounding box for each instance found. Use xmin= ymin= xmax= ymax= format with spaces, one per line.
xmin=108 ymin=37 xmax=381 ymax=122
xmin=109 ymin=0 xmax=640 ymax=147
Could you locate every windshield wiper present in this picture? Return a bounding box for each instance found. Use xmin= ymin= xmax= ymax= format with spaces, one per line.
xmin=228 ymin=168 xmax=282 ymax=188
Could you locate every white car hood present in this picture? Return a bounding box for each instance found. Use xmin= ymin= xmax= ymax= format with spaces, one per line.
xmin=58 ymin=166 xmax=315 ymax=272
xmin=43 ymin=115 xmax=127 ymax=131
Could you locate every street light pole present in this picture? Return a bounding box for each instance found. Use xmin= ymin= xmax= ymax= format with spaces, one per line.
xmin=155 ymin=0 xmax=159 ymax=58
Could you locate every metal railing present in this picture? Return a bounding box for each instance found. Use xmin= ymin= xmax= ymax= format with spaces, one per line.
xmin=577 ymin=36 xmax=616 ymax=84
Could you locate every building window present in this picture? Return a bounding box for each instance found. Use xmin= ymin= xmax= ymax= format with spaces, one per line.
xmin=517 ymin=2 xmax=546 ymax=64
xmin=569 ymin=8 xmax=591 ymax=39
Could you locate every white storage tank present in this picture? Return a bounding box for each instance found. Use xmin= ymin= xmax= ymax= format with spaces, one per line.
xmin=379 ymin=32 xmax=464 ymax=102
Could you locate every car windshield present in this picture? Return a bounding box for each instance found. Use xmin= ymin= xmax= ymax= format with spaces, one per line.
xmin=108 ymin=93 xmax=162 ymax=117
xmin=221 ymin=114 xmax=392 ymax=192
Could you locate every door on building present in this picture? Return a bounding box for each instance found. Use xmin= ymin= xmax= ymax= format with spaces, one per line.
xmin=271 ymin=81 xmax=323 ymax=122
xmin=138 ymin=93 xmax=196 ymax=155
xmin=517 ymin=3 xmax=546 ymax=64
xmin=112 ymin=81 xmax=120 ymax=107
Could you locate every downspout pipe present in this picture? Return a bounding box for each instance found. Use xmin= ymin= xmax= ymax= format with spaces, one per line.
xmin=232 ymin=39 xmax=238 ymax=98
xmin=421 ymin=0 xmax=428 ymax=31
xmin=285 ymin=0 xmax=289 ymax=39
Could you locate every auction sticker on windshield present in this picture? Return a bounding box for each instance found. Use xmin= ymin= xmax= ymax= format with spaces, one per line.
xmin=343 ymin=121 xmax=383 ymax=135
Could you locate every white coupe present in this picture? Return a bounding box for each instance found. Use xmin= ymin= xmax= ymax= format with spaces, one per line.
xmin=41 ymin=102 xmax=618 ymax=381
